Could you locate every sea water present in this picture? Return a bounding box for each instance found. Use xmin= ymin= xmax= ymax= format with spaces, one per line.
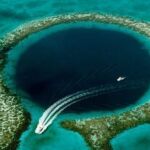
xmin=1 ymin=1 xmax=150 ymax=150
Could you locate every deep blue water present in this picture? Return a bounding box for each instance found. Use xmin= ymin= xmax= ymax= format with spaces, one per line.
xmin=1 ymin=1 xmax=150 ymax=150
xmin=14 ymin=27 xmax=150 ymax=112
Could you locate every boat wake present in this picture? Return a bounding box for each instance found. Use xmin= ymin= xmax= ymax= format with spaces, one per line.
xmin=35 ymin=79 xmax=148 ymax=134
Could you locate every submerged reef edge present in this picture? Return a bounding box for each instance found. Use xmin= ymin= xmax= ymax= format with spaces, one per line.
xmin=61 ymin=102 xmax=150 ymax=150
xmin=1 ymin=13 xmax=150 ymax=53
xmin=0 ymin=12 xmax=150 ymax=149
xmin=0 ymin=73 xmax=30 ymax=150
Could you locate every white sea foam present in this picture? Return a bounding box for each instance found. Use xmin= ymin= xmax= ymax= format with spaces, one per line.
xmin=35 ymin=80 xmax=147 ymax=134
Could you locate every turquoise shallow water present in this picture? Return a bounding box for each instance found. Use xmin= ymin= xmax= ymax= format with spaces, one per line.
xmin=1 ymin=1 xmax=150 ymax=150
xmin=1 ymin=0 xmax=150 ymax=36
xmin=5 ymin=23 xmax=150 ymax=150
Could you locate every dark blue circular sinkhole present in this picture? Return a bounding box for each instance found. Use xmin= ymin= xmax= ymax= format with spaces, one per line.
xmin=14 ymin=27 xmax=150 ymax=112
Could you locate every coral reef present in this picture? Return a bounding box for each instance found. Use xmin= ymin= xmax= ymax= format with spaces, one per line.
xmin=1 ymin=13 xmax=150 ymax=149
xmin=0 ymin=11 xmax=32 ymax=149
xmin=61 ymin=102 xmax=150 ymax=150
xmin=0 ymin=73 xmax=30 ymax=150
xmin=1 ymin=13 xmax=150 ymax=52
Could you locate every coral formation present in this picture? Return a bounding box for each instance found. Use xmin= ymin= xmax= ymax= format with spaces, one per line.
xmin=61 ymin=102 xmax=150 ymax=150
xmin=0 ymin=12 xmax=32 ymax=149
xmin=1 ymin=13 xmax=150 ymax=52
xmin=1 ymin=13 xmax=150 ymax=149
xmin=0 ymin=73 xmax=30 ymax=150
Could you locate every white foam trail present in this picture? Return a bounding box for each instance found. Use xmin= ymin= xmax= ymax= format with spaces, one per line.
xmin=38 ymin=94 xmax=76 ymax=123
xmin=44 ymin=88 xmax=109 ymax=129
xmin=35 ymin=90 xmax=89 ymax=134
xmin=43 ymin=99 xmax=80 ymax=130
xmin=43 ymin=87 xmax=114 ymax=126
xmin=43 ymin=81 xmax=144 ymax=125
xmin=35 ymin=80 xmax=147 ymax=134
xmin=41 ymin=89 xmax=89 ymax=126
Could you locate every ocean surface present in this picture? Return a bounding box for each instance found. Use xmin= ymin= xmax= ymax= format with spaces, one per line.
xmin=1 ymin=1 xmax=150 ymax=150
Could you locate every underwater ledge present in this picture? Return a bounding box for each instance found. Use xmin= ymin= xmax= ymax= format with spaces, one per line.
xmin=0 ymin=73 xmax=30 ymax=150
xmin=1 ymin=12 xmax=150 ymax=149
xmin=61 ymin=102 xmax=150 ymax=150
xmin=1 ymin=13 xmax=150 ymax=53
